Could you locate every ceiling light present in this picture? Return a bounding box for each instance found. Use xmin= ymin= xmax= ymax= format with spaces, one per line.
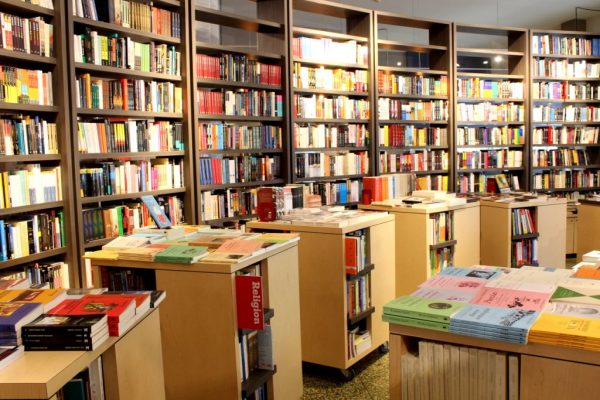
xmin=494 ymin=55 xmax=503 ymax=62
xmin=483 ymin=60 xmax=489 ymax=65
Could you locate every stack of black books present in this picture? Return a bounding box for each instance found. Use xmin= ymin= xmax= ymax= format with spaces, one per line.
xmin=22 ymin=315 xmax=109 ymax=351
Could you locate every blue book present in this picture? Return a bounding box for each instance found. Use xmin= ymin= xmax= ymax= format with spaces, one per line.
xmin=449 ymin=326 xmax=527 ymax=344
xmin=450 ymin=305 xmax=540 ymax=333
xmin=438 ymin=267 xmax=503 ymax=280
xmin=0 ymin=220 xmax=6 ymax=262
xmin=140 ymin=195 xmax=172 ymax=229
xmin=0 ymin=302 xmax=43 ymax=333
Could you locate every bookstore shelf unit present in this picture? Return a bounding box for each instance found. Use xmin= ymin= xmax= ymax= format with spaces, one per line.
xmin=480 ymin=198 xmax=567 ymax=269
xmin=576 ymin=199 xmax=600 ymax=260
xmin=88 ymin=240 xmax=303 ymax=400
xmin=193 ymin=0 xmax=289 ymax=225
xmin=359 ymin=202 xmax=479 ymax=296
xmin=289 ymin=0 xmax=373 ymax=205
xmin=373 ymin=12 xmax=453 ymax=192
xmin=530 ymin=29 xmax=600 ymax=194
xmin=66 ymin=0 xmax=194 ymax=273
xmin=0 ymin=308 xmax=165 ymax=400
xmin=453 ymin=24 xmax=529 ymax=193
xmin=246 ymin=214 xmax=395 ymax=374
xmin=0 ymin=0 xmax=77 ymax=284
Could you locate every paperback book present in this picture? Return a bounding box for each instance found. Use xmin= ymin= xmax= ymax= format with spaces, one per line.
xmin=383 ymin=295 xmax=466 ymax=323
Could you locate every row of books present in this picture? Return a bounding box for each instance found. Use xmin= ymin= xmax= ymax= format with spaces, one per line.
xmin=292 ymin=37 xmax=368 ymax=66
xmin=398 ymin=340 xmax=515 ymax=400
xmin=456 ymin=126 xmax=525 ymax=146
xmin=532 ymin=148 xmax=594 ymax=167
xmin=74 ymin=32 xmax=181 ymax=76
xmin=0 ymin=261 xmax=69 ymax=290
xmin=415 ymin=174 xmax=449 ymax=191
xmin=456 ymin=172 xmax=519 ymax=194
xmin=533 ymin=81 xmax=600 ymax=101
xmin=238 ymin=328 xmax=272 ymax=389
xmin=533 ymin=169 xmax=600 ymax=189
xmin=0 ymin=66 xmax=52 ymax=105
xmin=377 ymin=72 xmax=447 ymax=96
xmin=456 ymin=79 xmax=524 ymax=99
xmin=347 ymin=275 xmax=370 ymax=319
xmin=379 ymin=151 xmax=449 ymax=173
xmin=0 ymin=13 xmax=53 ymax=57
xmin=74 ymin=0 xmax=181 ymax=38
xmin=75 ymin=74 xmax=183 ymax=113
xmin=511 ymin=208 xmax=536 ymax=236
xmin=198 ymin=123 xmax=281 ymax=151
xmin=378 ymin=125 xmax=447 ymax=147
xmin=294 ymin=152 xmax=369 ymax=178
xmin=197 ymin=89 xmax=284 ymax=117
xmin=429 ymin=212 xmax=453 ymax=245
xmin=378 ymin=99 xmax=447 ymax=121
xmin=294 ymin=95 xmax=370 ymax=120
xmin=532 ymin=34 xmax=600 ymax=56
xmin=532 ymin=126 xmax=599 ymax=145
xmin=302 ymin=179 xmax=362 ymax=206
xmin=344 ymin=229 xmax=367 ymax=275
xmin=293 ymin=63 xmax=368 ymax=92
xmin=532 ymin=105 xmax=600 ymax=122
xmin=429 ymin=247 xmax=453 ymax=277
xmin=198 ymin=156 xmax=280 ymax=186
xmin=77 ymin=120 xmax=184 ymax=154
xmin=456 ymin=149 xmax=523 ymax=169
xmin=82 ymin=197 xmax=184 ymax=243
xmin=512 ymin=238 xmax=538 ymax=267
xmin=294 ymin=123 xmax=368 ymax=149
xmin=348 ymin=327 xmax=371 ymax=359
xmin=0 ymin=211 xmax=65 ymax=261
xmin=361 ymin=174 xmax=412 ymax=204
xmin=0 ymin=117 xmax=58 ymax=156
xmin=533 ymin=60 xmax=600 ymax=78
xmin=79 ymin=159 xmax=184 ymax=197
xmin=20 ymin=0 xmax=53 ymax=9
xmin=0 ymin=165 xmax=62 ymax=208
xmin=199 ymin=188 xmax=257 ymax=221
xmin=279 ymin=208 xmax=386 ymax=228
xmin=456 ymin=102 xmax=525 ymax=122
xmin=196 ymin=54 xmax=281 ymax=86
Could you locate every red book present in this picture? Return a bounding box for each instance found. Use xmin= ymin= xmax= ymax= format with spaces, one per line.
xmin=235 ymin=275 xmax=264 ymax=331
xmin=48 ymin=295 xmax=136 ymax=325
xmin=345 ymin=237 xmax=359 ymax=275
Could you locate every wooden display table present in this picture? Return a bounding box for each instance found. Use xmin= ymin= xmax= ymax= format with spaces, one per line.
xmin=246 ymin=214 xmax=395 ymax=375
xmin=577 ymin=199 xmax=600 ymax=260
xmin=359 ymin=202 xmax=480 ymax=296
xmin=480 ymin=198 xmax=567 ymax=268
xmin=88 ymin=240 xmax=303 ymax=400
xmin=389 ymin=323 xmax=600 ymax=400
xmin=0 ymin=308 xmax=164 ymax=400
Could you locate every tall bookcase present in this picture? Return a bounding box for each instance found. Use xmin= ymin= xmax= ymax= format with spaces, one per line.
xmin=0 ymin=0 xmax=77 ymax=285
xmin=373 ymin=12 xmax=452 ymax=191
xmin=192 ymin=0 xmax=289 ymax=225
xmin=289 ymin=0 xmax=372 ymax=205
xmin=66 ymin=0 xmax=194 ymax=275
xmin=453 ymin=24 xmax=529 ymax=193
xmin=530 ymin=29 xmax=600 ymax=194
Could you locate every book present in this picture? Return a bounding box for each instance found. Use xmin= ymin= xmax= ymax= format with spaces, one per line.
xmin=49 ymin=295 xmax=136 ymax=326
xmin=550 ymin=283 xmax=600 ymax=306
xmin=383 ymin=296 xmax=466 ymax=322
xmin=438 ymin=267 xmax=503 ymax=280
xmin=411 ymin=287 xmax=478 ymax=303
xmin=450 ymin=305 xmax=540 ymax=334
xmin=154 ymin=245 xmax=209 ymax=264
xmin=235 ymin=275 xmax=263 ymax=331
xmin=419 ymin=275 xmax=488 ymax=292
xmin=470 ymin=287 xmax=551 ymax=311
xmin=529 ymin=314 xmax=600 ymax=346
xmin=66 ymin=288 xmax=108 ymax=299
xmin=0 ymin=302 xmax=43 ymax=337
xmin=133 ymin=226 xmax=185 ymax=240
xmin=102 ymin=236 xmax=150 ymax=251
xmin=0 ymin=345 xmax=23 ymax=371
xmin=140 ymin=195 xmax=172 ymax=229
xmin=0 ymin=278 xmax=29 ymax=290
xmin=202 ymin=251 xmax=253 ymax=264
xmin=4 ymin=289 xmax=67 ymax=312
xmin=573 ymin=265 xmax=600 ymax=280
xmin=544 ymin=302 xmax=600 ymax=319
xmin=382 ymin=313 xmax=449 ymax=332
xmin=23 ymin=314 xmax=108 ymax=337
xmin=150 ymin=290 xmax=166 ymax=308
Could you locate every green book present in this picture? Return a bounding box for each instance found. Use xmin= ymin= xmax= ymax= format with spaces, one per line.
xmin=155 ymin=245 xmax=208 ymax=264
xmin=382 ymin=313 xmax=449 ymax=332
xmin=383 ymin=295 xmax=466 ymax=322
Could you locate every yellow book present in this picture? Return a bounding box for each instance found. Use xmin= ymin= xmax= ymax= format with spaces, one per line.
xmin=84 ymin=249 xmax=120 ymax=260
xmin=530 ymin=313 xmax=600 ymax=341
xmin=3 ymin=288 xmax=67 ymax=312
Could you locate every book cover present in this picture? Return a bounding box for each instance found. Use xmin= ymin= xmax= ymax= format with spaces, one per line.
xmin=202 ymin=251 xmax=253 ymax=264
xmin=383 ymin=296 xmax=466 ymax=322
xmin=235 ymin=275 xmax=263 ymax=331
xmin=530 ymin=314 xmax=600 ymax=341
xmin=573 ymin=265 xmax=600 ymax=280
xmin=0 ymin=345 xmax=23 ymax=371
xmin=419 ymin=275 xmax=488 ymax=292
xmin=48 ymin=295 xmax=136 ymax=325
xmin=7 ymin=289 xmax=67 ymax=312
xmin=550 ymin=284 xmax=600 ymax=306
xmin=470 ymin=287 xmax=551 ymax=311
xmin=438 ymin=267 xmax=503 ymax=280
xmin=215 ymin=239 xmax=265 ymax=254
xmin=450 ymin=305 xmax=540 ymax=333
xmin=102 ymin=236 xmax=149 ymax=251
xmin=23 ymin=314 xmax=108 ymax=336
xmin=0 ymin=302 xmax=43 ymax=332
xmin=482 ymin=279 xmax=556 ymax=294
xmin=544 ymin=302 xmax=600 ymax=319
xmin=411 ymin=287 xmax=477 ymax=303
xmin=382 ymin=313 xmax=449 ymax=332
xmin=154 ymin=245 xmax=208 ymax=263
xmin=140 ymin=195 xmax=172 ymax=229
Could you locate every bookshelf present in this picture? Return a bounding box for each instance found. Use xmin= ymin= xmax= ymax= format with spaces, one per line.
xmin=88 ymin=238 xmax=303 ymax=399
xmin=480 ymin=197 xmax=567 ymax=268
xmin=454 ymin=24 xmax=529 ymax=193
xmin=289 ymin=0 xmax=372 ymax=205
xmin=0 ymin=308 xmax=164 ymax=399
xmin=530 ymin=29 xmax=600 ymax=194
xmin=66 ymin=0 xmax=194 ymax=276
xmin=246 ymin=214 xmax=394 ymax=377
xmin=192 ymin=0 xmax=288 ymax=224
xmin=0 ymin=0 xmax=77 ymax=286
xmin=576 ymin=199 xmax=600 ymax=260
xmin=374 ymin=12 xmax=452 ymax=191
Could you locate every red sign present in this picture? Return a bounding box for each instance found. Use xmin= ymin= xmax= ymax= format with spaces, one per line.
xmin=235 ymin=275 xmax=264 ymax=330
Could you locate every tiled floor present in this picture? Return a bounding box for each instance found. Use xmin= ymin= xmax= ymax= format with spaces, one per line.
xmin=302 ymin=258 xmax=579 ymax=399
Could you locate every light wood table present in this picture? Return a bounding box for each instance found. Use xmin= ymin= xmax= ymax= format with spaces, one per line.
xmin=577 ymin=199 xmax=600 ymax=260
xmin=89 ymin=240 xmax=303 ymax=400
xmin=0 ymin=308 xmax=164 ymax=400
xmin=389 ymin=322 xmax=600 ymax=400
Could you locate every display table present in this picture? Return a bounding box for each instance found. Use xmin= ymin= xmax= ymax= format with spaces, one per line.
xmin=389 ymin=322 xmax=600 ymax=400
xmin=88 ymin=239 xmax=303 ymax=400
xmin=577 ymin=199 xmax=600 ymax=260
xmin=0 ymin=308 xmax=164 ymax=400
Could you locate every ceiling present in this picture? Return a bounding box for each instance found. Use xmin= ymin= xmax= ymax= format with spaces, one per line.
xmin=334 ymin=0 xmax=600 ymax=30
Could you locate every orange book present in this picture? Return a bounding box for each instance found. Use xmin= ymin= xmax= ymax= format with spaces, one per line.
xmin=573 ymin=265 xmax=600 ymax=280
xmin=344 ymin=237 xmax=358 ymax=274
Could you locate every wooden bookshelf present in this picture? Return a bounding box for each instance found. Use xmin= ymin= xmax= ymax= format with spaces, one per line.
xmin=0 ymin=0 xmax=77 ymax=285
xmin=530 ymin=29 xmax=600 ymax=194
xmin=289 ymin=0 xmax=372 ymax=205
xmin=374 ymin=12 xmax=452 ymax=192
xmin=454 ymin=23 xmax=529 ymax=193
xmin=246 ymin=214 xmax=395 ymax=376
xmin=576 ymin=199 xmax=600 ymax=260
xmin=480 ymin=197 xmax=567 ymax=268
xmin=192 ymin=0 xmax=289 ymax=225
xmin=88 ymin=239 xmax=303 ymax=400
xmin=66 ymin=0 xmax=194 ymax=277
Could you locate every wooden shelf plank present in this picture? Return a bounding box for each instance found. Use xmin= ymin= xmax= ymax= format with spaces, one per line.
xmin=532 ymin=76 xmax=600 ymax=82
xmin=294 ymin=88 xmax=369 ymax=97
xmin=511 ymin=233 xmax=539 ymax=241
xmin=195 ymin=6 xmax=282 ymax=33
xmin=198 ymin=180 xmax=285 ymax=191
xmin=378 ymin=120 xmax=448 ymax=125
xmin=456 ymin=72 xmax=524 ymax=80
xmin=379 ymin=39 xmax=447 ymax=52
xmin=0 ymin=248 xmax=67 ymax=271
xmin=532 ymin=99 xmax=600 ymax=104
xmin=201 ymin=214 xmax=258 ymax=224
xmin=197 ymin=78 xmax=281 ymax=91
xmin=531 ymin=143 xmax=600 ymax=148
xmin=197 ymin=149 xmax=282 ymax=156
xmin=80 ymin=188 xmax=186 ymax=204
xmin=83 ymin=237 xmax=114 ymax=249
xmin=532 ymin=121 xmax=600 ymax=126
xmin=348 ymin=306 xmax=375 ymax=326
xmin=72 ymin=16 xmax=181 ymax=45
xmin=241 ymin=367 xmax=277 ymax=398
xmin=0 ymin=48 xmax=56 ymax=65
xmin=429 ymin=239 xmax=458 ymax=250
xmin=295 ymin=118 xmax=369 ymax=124
xmin=456 ymin=121 xmax=525 ymax=126
xmin=295 ymin=174 xmax=365 ymax=183
xmin=0 ymin=0 xmax=54 ymax=16
xmin=456 ymin=144 xmax=524 ymax=149
xmin=532 ymin=53 xmax=600 ymax=60
xmin=197 ymin=114 xmax=283 ymax=122
xmin=293 ymin=57 xmax=368 ymax=70
xmin=294 ymin=147 xmax=369 ymax=153
xmin=412 ymin=170 xmax=449 ymax=175
xmin=531 ymin=164 xmax=600 ymax=171
xmin=0 ymin=154 xmax=62 ymax=163
xmin=74 ymin=63 xmax=182 ymax=81
xmin=457 ymin=48 xmax=524 ymax=56
xmin=77 ymin=109 xmax=183 ymax=118
xmin=378 ymin=93 xmax=448 ymax=100
xmin=195 ymin=42 xmax=282 ymax=60
xmin=457 ymin=167 xmax=524 ymax=173
xmin=0 ymin=103 xmax=59 ymax=113
xmin=0 ymin=201 xmax=63 ymax=217
xmin=78 ymin=151 xmax=185 ymax=160
xmin=456 ymin=97 xmax=524 ymax=103
xmin=346 ymin=264 xmax=375 ymax=281
xmin=293 ymin=27 xmax=367 ymax=42
xmin=377 ymin=66 xmax=448 ymax=75
xmin=378 ymin=146 xmax=449 ymax=152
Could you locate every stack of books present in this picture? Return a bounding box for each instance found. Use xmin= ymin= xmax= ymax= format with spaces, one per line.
xmin=0 ymin=302 xmax=43 ymax=346
xmin=154 ymin=245 xmax=209 ymax=263
xmin=117 ymin=245 xmax=167 ymax=262
xmin=0 ymin=289 xmax=67 ymax=312
xmin=383 ymin=295 xmax=466 ymax=332
xmin=22 ymin=315 xmax=109 ymax=351
xmin=348 ymin=327 xmax=371 ymax=359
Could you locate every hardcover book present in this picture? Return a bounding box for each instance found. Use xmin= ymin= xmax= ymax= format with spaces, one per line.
xmin=48 ymin=295 xmax=136 ymax=325
xmin=140 ymin=195 xmax=172 ymax=229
